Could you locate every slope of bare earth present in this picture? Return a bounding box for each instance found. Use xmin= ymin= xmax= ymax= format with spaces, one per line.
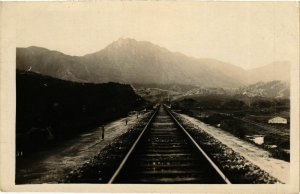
xmin=178 ymin=113 xmax=289 ymax=183
xmin=16 ymin=112 xmax=150 ymax=184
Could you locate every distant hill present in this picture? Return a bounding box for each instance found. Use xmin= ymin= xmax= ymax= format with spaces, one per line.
xmin=246 ymin=61 xmax=290 ymax=83
xmin=172 ymin=81 xmax=290 ymax=116
xmin=236 ymin=80 xmax=290 ymax=99
xmin=178 ymin=80 xmax=290 ymax=99
xmin=17 ymin=46 xmax=89 ymax=82
xmin=17 ymin=38 xmax=290 ymax=87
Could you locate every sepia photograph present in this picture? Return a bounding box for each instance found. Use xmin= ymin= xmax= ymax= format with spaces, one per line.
xmin=0 ymin=1 xmax=299 ymax=193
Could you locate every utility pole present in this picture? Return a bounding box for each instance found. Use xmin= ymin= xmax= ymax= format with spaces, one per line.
xmin=101 ymin=125 xmax=105 ymax=140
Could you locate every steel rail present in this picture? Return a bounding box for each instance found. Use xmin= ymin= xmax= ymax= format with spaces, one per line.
xmin=164 ymin=105 xmax=232 ymax=184
xmin=108 ymin=107 xmax=159 ymax=183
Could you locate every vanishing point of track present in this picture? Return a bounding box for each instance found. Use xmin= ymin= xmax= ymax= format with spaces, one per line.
xmin=109 ymin=105 xmax=231 ymax=184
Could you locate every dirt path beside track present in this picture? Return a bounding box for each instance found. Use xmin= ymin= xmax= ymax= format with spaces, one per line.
xmin=16 ymin=112 xmax=150 ymax=184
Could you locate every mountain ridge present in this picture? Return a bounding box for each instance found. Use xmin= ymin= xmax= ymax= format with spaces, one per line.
xmin=17 ymin=38 xmax=290 ymax=87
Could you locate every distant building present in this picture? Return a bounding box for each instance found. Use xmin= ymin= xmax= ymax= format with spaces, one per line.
xmin=268 ymin=116 xmax=287 ymax=124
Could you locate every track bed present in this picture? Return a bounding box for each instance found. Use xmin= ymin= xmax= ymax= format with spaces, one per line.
xmin=112 ymin=106 xmax=228 ymax=184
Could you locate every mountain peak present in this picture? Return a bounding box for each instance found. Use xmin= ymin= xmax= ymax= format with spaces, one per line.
xmin=117 ymin=37 xmax=137 ymax=42
xmin=97 ymin=37 xmax=171 ymax=57
xmin=109 ymin=37 xmax=138 ymax=48
xmin=83 ymin=38 xmax=141 ymax=57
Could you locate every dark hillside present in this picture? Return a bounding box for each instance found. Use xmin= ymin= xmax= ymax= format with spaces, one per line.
xmin=16 ymin=70 xmax=145 ymax=153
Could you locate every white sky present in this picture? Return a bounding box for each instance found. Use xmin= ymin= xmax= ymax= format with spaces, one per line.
xmin=15 ymin=2 xmax=299 ymax=69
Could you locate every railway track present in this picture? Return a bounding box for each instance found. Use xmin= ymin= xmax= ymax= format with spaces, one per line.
xmin=109 ymin=105 xmax=231 ymax=184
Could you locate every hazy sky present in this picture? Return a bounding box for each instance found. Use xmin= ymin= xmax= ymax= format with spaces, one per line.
xmin=15 ymin=2 xmax=299 ymax=69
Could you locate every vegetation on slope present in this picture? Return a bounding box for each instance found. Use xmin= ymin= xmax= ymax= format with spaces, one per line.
xmin=16 ymin=70 xmax=145 ymax=154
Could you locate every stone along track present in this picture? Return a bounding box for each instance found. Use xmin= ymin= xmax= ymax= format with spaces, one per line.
xmin=109 ymin=105 xmax=231 ymax=184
